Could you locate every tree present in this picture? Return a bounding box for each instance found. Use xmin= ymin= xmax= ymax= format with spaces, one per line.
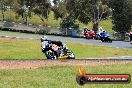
xmin=11 ymin=0 xmax=51 ymax=25
xmin=12 ymin=0 xmax=31 ymax=24
xmin=108 ymin=0 xmax=132 ymax=40
xmin=51 ymin=0 xmax=111 ymax=35
xmin=52 ymin=0 xmax=80 ymax=35
xmin=33 ymin=0 xmax=51 ymax=20
xmin=51 ymin=0 xmax=65 ymax=20
xmin=0 ymin=0 xmax=8 ymax=21
xmin=64 ymin=0 xmax=110 ymax=34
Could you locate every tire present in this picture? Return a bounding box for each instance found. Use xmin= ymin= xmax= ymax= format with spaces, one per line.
xmin=66 ymin=50 xmax=75 ymax=59
xmin=45 ymin=50 xmax=57 ymax=60
xmin=108 ymin=38 xmax=112 ymax=43
xmin=86 ymin=36 xmax=90 ymax=39
xmin=100 ymin=37 xmax=104 ymax=42
xmin=104 ymin=37 xmax=108 ymax=42
xmin=109 ymin=39 xmax=112 ymax=43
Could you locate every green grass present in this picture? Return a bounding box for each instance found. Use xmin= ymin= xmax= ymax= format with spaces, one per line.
xmin=0 ymin=37 xmax=132 ymax=59
xmin=0 ymin=63 xmax=132 ymax=88
xmin=66 ymin=42 xmax=132 ymax=58
xmin=0 ymin=37 xmax=44 ymax=59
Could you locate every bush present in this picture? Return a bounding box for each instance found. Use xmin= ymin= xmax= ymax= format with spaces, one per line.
xmin=113 ymin=32 xmax=130 ymax=41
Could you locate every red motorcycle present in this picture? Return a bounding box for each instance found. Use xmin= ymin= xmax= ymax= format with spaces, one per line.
xmin=84 ymin=30 xmax=96 ymax=39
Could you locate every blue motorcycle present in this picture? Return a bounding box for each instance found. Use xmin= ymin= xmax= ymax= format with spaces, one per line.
xmin=100 ymin=32 xmax=112 ymax=43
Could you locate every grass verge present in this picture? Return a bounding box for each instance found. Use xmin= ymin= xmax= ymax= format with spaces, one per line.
xmin=0 ymin=37 xmax=132 ymax=59
xmin=0 ymin=63 xmax=132 ymax=88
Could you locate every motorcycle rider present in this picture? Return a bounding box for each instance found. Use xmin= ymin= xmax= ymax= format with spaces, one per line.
xmin=98 ymin=27 xmax=105 ymax=36
xmin=40 ymin=36 xmax=64 ymax=58
xmin=83 ymin=27 xmax=88 ymax=37
xmin=129 ymin=32 xmax=132 ymax=44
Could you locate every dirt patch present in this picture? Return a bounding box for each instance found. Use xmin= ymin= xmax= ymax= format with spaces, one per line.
xmin=0 ymin=60 xmax=131 ymax=69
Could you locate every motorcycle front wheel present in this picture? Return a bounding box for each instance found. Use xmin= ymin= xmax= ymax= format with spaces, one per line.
xmin=66 ymin=50 xmax=75 ymax=59
xmin=45 ymin=50 xmax=57 ymax=60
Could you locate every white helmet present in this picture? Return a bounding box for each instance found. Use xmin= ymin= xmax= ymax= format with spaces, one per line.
xmin=41 ymin=36 xmax=47 ymax=41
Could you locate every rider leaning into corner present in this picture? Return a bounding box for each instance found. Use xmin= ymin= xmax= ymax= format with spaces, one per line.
xmin=40 ymin=36 xmax=65 ymax=58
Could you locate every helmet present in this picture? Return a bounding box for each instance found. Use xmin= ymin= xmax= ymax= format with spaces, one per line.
xmin=41 ymin=36 xmax=47 ymax=42
xmin=99 ymin=27 xmax=103 ymax=29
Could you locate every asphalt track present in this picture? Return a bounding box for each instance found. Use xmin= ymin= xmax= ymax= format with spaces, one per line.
xmin=0 ymin=32 xmax=132 ymax=49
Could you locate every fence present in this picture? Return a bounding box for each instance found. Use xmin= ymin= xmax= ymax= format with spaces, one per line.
xmin=0 ymin=21 xmax=84 ymax=37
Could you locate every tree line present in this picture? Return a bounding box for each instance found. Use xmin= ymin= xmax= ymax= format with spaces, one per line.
xmin=0 ymin=0 xmax=132 ymax=39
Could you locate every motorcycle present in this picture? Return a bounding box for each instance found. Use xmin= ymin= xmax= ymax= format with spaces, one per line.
xmin=84 ymin=30 xmax=96 ymax=39
xmin=100 ymin=32 xmax=112 ymax=43
xmin=42 ymin=43 xmax=75 ymax=60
